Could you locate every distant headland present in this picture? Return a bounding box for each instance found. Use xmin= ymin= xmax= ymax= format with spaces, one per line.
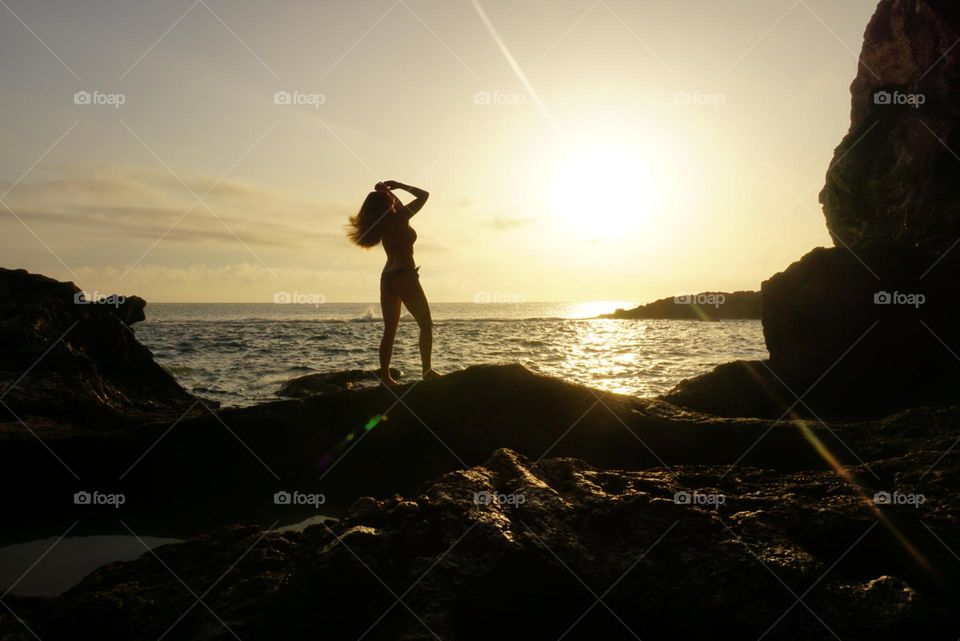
xmin=602 ymin=290 xmax=761 ymax=320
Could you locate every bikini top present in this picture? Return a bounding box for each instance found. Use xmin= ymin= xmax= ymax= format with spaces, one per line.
xmin=382 ymin=219 xmax=417 ymax=254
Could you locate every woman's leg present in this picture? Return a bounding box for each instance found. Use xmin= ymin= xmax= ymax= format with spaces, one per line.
xmin=379 ymin=277 xmax=402 ymax=383
xmin=391 ymin=272 xmax=438 ymax=378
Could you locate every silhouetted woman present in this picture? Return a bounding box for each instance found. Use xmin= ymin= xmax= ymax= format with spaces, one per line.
xmin=347 ymin=180 xmax=440 ymax=384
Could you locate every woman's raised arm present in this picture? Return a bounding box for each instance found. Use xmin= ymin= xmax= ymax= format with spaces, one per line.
xmin=382 ymin=180 xmax=429 ymax=216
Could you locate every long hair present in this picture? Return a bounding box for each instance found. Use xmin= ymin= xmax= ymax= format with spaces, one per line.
xmin=347 ymin=191 xmax=393 ymax=248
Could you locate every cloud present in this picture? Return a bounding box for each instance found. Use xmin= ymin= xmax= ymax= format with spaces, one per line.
xmin=1 ymin=166 xmax=352 ymax=250
xmin=486 ymin=215 xmax=534 ymax=230
xmin=71 ymin=263 xmax=341 ymax=303
xmin=8 ymin=205 xmax=343 ymax=248
xmin=0 ymin=166 xmax=458 ymax=298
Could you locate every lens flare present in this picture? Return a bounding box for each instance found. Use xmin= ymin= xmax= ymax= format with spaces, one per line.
xmin=316 ymin=414 xmax=388 ymax=471
xmin=740 ymin=361 xmax=934 ymax=575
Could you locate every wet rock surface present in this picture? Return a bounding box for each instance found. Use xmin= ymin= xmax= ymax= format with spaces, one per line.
xmin=3 ymin=443 xmax=956 ymax=641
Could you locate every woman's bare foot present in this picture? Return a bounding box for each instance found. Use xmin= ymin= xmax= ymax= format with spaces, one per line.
xmin=422 ymin=368 xmax=442 ymax=380
xmin=378 ymin=371 xmax=400 ymax=386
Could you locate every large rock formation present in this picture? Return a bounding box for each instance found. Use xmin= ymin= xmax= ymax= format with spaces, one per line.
xmin=766 ymin=0 xmax=960 ymax=413
xmin=820 ymin=0 xmax=960 ymax=253
xmin=3 ymin=442 xmax=957 ymax=640
xmin=0 ymin=267 xmax=201 ymax=429
xmin=670 ymin=0 xmax=960 ymax=418
xmin=664 ymin=245 xmax=960 ymax=418
xmin=763 ymin=245 xmax=960 ymax=411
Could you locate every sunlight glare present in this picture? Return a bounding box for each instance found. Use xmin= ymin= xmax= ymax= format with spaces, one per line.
xmin=551 ymin=143 xmax=660 ymax=236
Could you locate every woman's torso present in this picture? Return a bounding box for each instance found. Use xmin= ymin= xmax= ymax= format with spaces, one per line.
xmin=381 ymin=216 xmax=417 ymax=272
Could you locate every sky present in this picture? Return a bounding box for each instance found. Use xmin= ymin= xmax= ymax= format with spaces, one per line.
xmin=0 ymin=0 xmax=880 ymax=303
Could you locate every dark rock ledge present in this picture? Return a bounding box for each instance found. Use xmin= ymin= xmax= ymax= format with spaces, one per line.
xmin=2 ymin=445 xmax=956 ymax=641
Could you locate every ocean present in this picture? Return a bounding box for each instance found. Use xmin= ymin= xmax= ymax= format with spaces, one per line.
xmin=135 ymin=302 xmax=768 ymax=406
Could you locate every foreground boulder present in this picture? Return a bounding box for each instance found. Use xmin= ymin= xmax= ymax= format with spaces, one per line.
xmin=661 ymin=360 xmax=792 ymax=417
xmin=0 ymin=268 xmax=200 ymax=429
xmin=276 ymin=367 xmax=403 ymax=398
xmin=3 ymin=444 xmax=956 ymax=640
xmin=3 ymin=363 xmax=847 ymax=538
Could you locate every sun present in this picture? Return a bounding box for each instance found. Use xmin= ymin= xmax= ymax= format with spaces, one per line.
xmin=550 ymin=143 xmax=659 ymax=237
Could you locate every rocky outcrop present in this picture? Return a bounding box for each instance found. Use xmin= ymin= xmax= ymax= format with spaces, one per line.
xmin=4 ymin=363 xmax=842 ymax=538
xmin=661 ymin=360 xmax=793 ymax=417
xmin=763 ymin=245 xmax=960 ymax=406
xmin=665 ymin=245 xmax=960 ymax=418
xmin=0 ymin=267 xmax=201 ymax=429
xmin=820 ymin=0 xmax=960 ymax=254
xmin=603 ymin=290 xmax=760 ymax=321
xmin=4 ymin=440 xmax=957 ymax=641
xmin=683 ymin=0 xmax=960 ymax=419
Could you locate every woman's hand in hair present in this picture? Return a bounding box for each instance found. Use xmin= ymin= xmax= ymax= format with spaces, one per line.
xmin=383 ymin=181 xmax=428 ymax=199
xmin=383 ymin=181 xmax=429 ymax=217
